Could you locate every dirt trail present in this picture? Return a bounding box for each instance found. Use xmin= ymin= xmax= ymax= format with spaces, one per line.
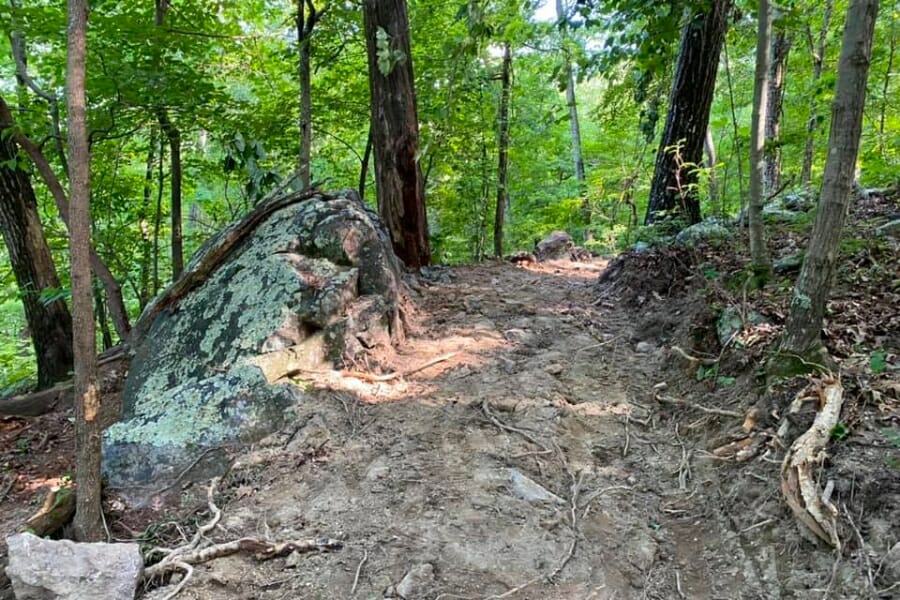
xmin=137 ymin=260 xmax=821 ymax=600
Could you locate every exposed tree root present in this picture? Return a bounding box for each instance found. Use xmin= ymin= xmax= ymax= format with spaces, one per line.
xmin=144 ymin=478 xmax=342 ymax=600
xmin=780 ymin=376 xmax=843 ymax=548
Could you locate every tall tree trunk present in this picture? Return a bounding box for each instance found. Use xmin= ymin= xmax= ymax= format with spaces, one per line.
xmin=154 ymin=133 xmax=165 ymax=296
xmin=749 ymin=0 xmax=772 ymax=276
xmin=781 ymin=0 xmax=878 ymax=358
xmin=878 ymin=17 xmax=896 ymax=156
xmin=704 ymin=128 xmax=719 ymax=213
xmin=764 ymin=30 xmax=791 ymax=193
xmin=154 ymin=0 xmax=183 ymax=281
xmin=139 ymin=128 xmax=156 ymax=310
xmin=0 ymin=95 xmax=131 ymax=341
xmin=645 ymin=0 xmax=732 ymax=226
xmin=801 ymin=0 xmax=835 ymax=188
xmin=723 ymin=39 xmax=746 ymax=216
xmin=67 ymin=0 xmax=103 ymax=543
xmin=556 ymin=0 xmax=585 ymax=192
xmin=296 ymin=0 xmax=321 ymax=188
xmin=0 ymin=107 xmax=74 ymax=388
xmin=362 ymin=0 xmax=431 ymax=268
xmin=494 ymin=42 xmax=512 ymax=258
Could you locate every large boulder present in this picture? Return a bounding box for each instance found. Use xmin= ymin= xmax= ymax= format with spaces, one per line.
xmin=103 ymin=190 xmax=405 ymax=500
xmin=5 ymin=533 xmax=143 ymax=600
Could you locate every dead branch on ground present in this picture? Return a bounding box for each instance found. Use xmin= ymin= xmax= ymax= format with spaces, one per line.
xmin=780 ymin=376 xmax=843 ymax=548
xmin=22 ymin=485 xmax=76 ymax=537
xmin=655 ymin=394 xmax=743 ymax=418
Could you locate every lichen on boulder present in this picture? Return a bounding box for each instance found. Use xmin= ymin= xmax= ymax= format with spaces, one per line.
xmin=103 ymin=190 xmax=406 ymax=501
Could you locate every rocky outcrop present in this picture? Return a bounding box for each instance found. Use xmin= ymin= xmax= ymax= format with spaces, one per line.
xmin=5 ymin=533 xmax=143 ymax=600
xmin=103 ymin=190 xmax=405 ymax=501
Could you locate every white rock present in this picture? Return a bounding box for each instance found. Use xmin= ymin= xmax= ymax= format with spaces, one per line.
xmin=6 ymin=533 xmax=143 ymax=600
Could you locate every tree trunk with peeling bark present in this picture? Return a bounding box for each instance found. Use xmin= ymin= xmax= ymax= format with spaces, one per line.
xmin=66 ymin=0 xmax=103 ymax=543
xmin=781 ymin=0 xmax=879 ymax=358
xmin=362 ymin=0 xmax=430 ymax=268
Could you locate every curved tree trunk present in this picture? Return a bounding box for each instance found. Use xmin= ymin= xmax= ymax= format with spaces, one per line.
xmin=781 ymin=0 xmax=879 ymax=357
xmin=0 ymin=108 xmax=74 ymax=388
xmin=362 ymin=0 xmax=430 ymax=268
xmin=645 ymin=0 xmax=732 ymax=226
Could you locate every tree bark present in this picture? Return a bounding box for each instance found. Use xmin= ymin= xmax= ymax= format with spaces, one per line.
xmin=362 ymin=0 xmax=431 ymax=268
xmin=66 ymin=0 xmax=104 ymax=543
xmin=801 ymin=0 xmax=835 ymax=188
xmin=0 ymin=105 xmax=74 ymax=388
xmin=645 ymin=0 xmax=732 ymax=226
xmin=764 ymin=29 xmax=791 ymax=193
xmin=704 ymin=128 xmax=719 ymax=213
xmin=556 ymin=0 xmax=585 ymax=192
xmin=749 ymin=0 xmax=772 ymax=276
xmin=0 ymin=95 xmax=131 ymax=342
xmin=781 ymin=0 xmax=879 ymax=357
xmin=359 ymin=124 xmax=373 ymax=201
xmin=494 ymin=42 xmax=512 ymax=258
xmin=296 ymin=0 xmax=321 ymax=189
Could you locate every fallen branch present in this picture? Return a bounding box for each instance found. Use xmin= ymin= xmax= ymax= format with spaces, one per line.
xmin=655 ymin=395 xmax=743 ymax=418
xmin=780 ymin=376 xmax=843 ymax=548
xmin=23 ymin=485 xmax=76 ymax=537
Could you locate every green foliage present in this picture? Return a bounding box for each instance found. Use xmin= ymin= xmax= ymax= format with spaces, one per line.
xmin=869 ymin=349 xmax=887 ymax=374
xmin=830 ymin=421 xmax=850 ymax=443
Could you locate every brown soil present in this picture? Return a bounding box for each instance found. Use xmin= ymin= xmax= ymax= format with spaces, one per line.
xmin=2 ymin=196 xmax=898 ymax=599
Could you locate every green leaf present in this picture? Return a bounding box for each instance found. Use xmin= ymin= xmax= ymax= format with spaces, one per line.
xmin=870 ymin=350 xmax=887 ymax=374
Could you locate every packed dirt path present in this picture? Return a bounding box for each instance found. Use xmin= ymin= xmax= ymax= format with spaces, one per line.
xmin=137 ymin=259 xmax=807 ymax=600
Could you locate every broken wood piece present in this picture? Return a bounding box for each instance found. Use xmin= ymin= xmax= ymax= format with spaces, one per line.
xmin=780 ymin=376 xmax=843 ymax=548
xmin=23 ymin=485 xmax=76 ymax=537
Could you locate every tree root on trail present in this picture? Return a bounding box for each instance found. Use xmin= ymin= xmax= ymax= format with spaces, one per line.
xmin=655 ymin=394 xmax=743 ymax=419
xmin=144 ymin=478 xmax=342 ymax=600
xmin=780 ymin=376 xmax=843 ymax=548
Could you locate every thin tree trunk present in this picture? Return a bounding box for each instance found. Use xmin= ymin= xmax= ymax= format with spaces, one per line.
xmin=67 ymin=0 xmax=103 ymax=543
xmin=494 ymin=42 xmax=512 ymax=258
xmin=878 ymin=18 xmax=896 ymax=155
xmin=154 ymin=0 xmax=183 ymax=281
xmin=781 ymin=0 xmax=878 ymax=358
xmin=296 ymin=0 xmax=321 ymax=188
xmin=556 ymin=0 xmax=585 ymax=191
xmin=645 ymin=0 xmax=732 ymax=226
xmin=704 ymin=128 xmax=719 ymax=213
xmin=359 ymin=124 xmax=373 ymax=201
xmin=0 ymin=104 xmax=74 ymax=388
xmin=749 ymin=0 xmax=772 ymax=276
xmin=362 ymin=0 xmax=431 ymax=268
xmin=764 ymin=29 xmax=791 ymax=193
xmin=0 ymin=95 xmax=131 ymax=341
xmin=154 ymin=133 xmax=165 ymax=296
xmin=95 ymin=287 xmax=113 ymax=351
xmin=723 ymin=39 xmax=746 ymax=217
xmin=801 ymin=0 xmax=835 ymax=188
xmin=139 ymin=128 xmax=156 ymax=309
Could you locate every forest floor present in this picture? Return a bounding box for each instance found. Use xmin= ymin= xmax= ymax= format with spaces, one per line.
xmin=1 ymin=195 xmax=898 ymax=600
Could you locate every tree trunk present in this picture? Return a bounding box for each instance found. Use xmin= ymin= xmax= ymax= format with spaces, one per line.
xmin=749 ymin=0 xmax=772 ymax=276
xmin=723 ymin=40 xmax=746 ymax=217
xmin=704 ymin=128 xmax=719 ymax=213
xmin=645 ymin=0 xmax=732 ymax=226
xmin=359 ymin=124 xmax=373 ymax=201
xmin=494 ymin=42 xmax=512 ymax=258
xmin=157 ymin=110 xmax=183 ymax=281
xmin=66 ymin=0 xmax=103 ymax=543
xmin=764 ymin=29 xmax=791 ymax=193
xmin=0 ymin=107 xmax=74 ymax=388
xmin=362 ymin=0 xmax=431 ymax=268
xmin=801 ymin=0 xmax=835 ymax=188
xmin=139 ymin=128 xmax=156 ymax=310
xmin=781 ymin=0 xmax=878 ymax=357
xmin=154 ymin=0 xmax=183 ymax=281
xmin=878 ymin=18 xmax=896 ymax=155
xmin=556 ymin=0 xmax=585 ymax=195
xmin=0 ymin=95 xmax=131 ymax=342
xmin=296 ymin=0 xmax=320 ymax=189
